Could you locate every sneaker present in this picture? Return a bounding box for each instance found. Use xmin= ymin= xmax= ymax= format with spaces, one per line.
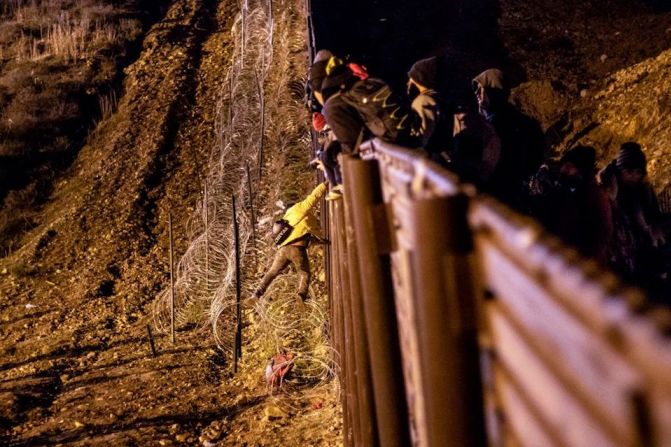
xmin=326 ymin=190 xmax=342 ymax=201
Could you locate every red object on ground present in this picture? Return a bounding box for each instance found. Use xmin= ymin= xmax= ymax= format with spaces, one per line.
xmin=265 ymin=351 xmax=295 ymax=387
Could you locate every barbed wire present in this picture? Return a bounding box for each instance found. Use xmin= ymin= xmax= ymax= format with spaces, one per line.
xmin=152 ymin=0 xmax=338 ymax=404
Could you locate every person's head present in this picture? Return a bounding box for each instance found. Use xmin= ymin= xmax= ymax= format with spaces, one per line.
xmin=599 ymin=160 xmax=619 ymax=201
xmin=559 ymin=145 xmax=597 ymax=185
xmin=407 ymin=56 xmax=439 ymax=96
xmin=472 ymin=68 xmax=508 ymax=113
xmin=616 ymin=142 xmax=647 ymax=185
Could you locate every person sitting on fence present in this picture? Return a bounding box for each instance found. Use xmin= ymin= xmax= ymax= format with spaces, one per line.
xmin=309 ymin=50 xmax=344 ymax=200
xmin=600 ymin=142 xmax=668 ymax=298
xmin=529 ymin=145 xmax=612 ymax=263
xmin=253 ymin=182 xmax=328 ymax=302
xmin=316 ymin=54 xmax=422 ymax=155
xmin=406 ymin=57 xmax=441 ymax=149
xmin=473 ymin=68 xmax=545 ymax=204
xmin=405 ymin=56 xmax=500 ymax=186
xmin=313 ymin=55 xmax=365 ymax=155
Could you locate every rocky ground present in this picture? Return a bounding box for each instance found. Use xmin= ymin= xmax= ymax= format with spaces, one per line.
xmin=1 ymin=0 xmax=671 ymax=446
xmin=502 ymin=0 xmax=671 ymax=189
xmin=1 ymin=0 xmax=341 ymax=445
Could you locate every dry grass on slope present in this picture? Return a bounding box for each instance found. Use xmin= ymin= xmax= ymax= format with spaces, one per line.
xmin=0 ymin=0 xmax=150 ymax=262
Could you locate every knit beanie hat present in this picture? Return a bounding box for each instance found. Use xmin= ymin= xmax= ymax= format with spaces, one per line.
xmin=408 ymin=56 xmax=438 ymax=90
xmin=309 ymin=49 xmax=334 ymax=92
xmin=312 ymin=112 xmax=327 ymax=132
xmin=561 ymin=145 xmax=597 ymax=178
xmin=616 ymin=142 xmax=647 ymax=171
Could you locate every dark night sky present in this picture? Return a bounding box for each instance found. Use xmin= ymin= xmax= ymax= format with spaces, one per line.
xmin=310 ymin=0 xmax=502 ymax=89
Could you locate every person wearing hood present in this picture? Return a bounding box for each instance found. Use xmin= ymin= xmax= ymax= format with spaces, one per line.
xmin=600 ymin=142 xmax=668 ymax=298
xmin=254 ymin=182 xmax=328 ymax=302
xmin=407 ymin=57 xmax=500 ymax=186
xmin=532 ymin=145 xmax=612 ymax=262
xmin=309 ymin=50 xmax=348 ymax=199
xmin=473 ymin=68 xmax=545 ymax=203
xmin=407 ymin=57 xmax=441 ymax=148
xmin=316 ymin=56 xmax=365 ymax=155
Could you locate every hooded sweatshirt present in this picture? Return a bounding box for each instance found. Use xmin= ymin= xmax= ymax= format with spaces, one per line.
xmin=473 ymin=69 xmax=544 ymax=200
xmin=279 ymin=182 xmax=327 ymax=247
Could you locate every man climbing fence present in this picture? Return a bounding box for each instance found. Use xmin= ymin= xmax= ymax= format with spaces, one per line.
xmin=253 ymin=182 xmax=328 ymax=302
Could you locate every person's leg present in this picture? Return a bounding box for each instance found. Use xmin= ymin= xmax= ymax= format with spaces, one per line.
xmin=287 ymin=246 xmax=311 ymax=299
xmin=291 ymin=247 xmax=310 ymax=300
xmin=325 ymin=142 xmax=342 ymax=186
xmin=318 ymin=149 xmax=338 ymax=186
xmin=255 ymin=247 xmax=290 ymax=296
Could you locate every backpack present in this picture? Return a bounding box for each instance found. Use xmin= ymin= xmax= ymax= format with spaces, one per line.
xmin=272 ymin=219 xmax=294 ymax=246
xmin=341 ymin=78 xmax=421 ymax=148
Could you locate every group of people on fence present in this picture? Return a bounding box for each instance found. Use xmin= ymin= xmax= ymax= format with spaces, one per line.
xmin=254 ymin=48 xmax=671 ymax=305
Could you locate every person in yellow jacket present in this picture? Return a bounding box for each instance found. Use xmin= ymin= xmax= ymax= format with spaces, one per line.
xmin=253 ymin=182 xmax=328 ymax=300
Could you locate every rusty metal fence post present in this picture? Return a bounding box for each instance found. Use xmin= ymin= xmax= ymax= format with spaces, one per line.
xmin=341 ymin=155 xmax=411 ymax=447
xmin=333 ymin=198 xmax=362 ymax=447
xmin=408 ymin=194 xmax=486 ymax=446
xmin=343 ymin=186 xmax=378 ymax=447
xmin=329 ymin=200 xmax=351 ymax=446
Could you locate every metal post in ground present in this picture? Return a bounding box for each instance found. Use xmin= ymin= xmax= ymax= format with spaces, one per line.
xmin=256 ymin=71 xmax=265 ymax=178
xmin=232 ymin=195 xmax=242 ymax=372
xmin=408 ymin=194 xmax=486 ymax=446
xmin=228 ymin=76 xmax=234 ymax=131
xmin=146 ymin=325 xmax=157 ymax=357
xmin=341 ymin=155 xmax=411 ymax=447
xmin=246 ymin=163 xmax=257 ymax=249
xmin=168 ymin=212 xmax=176 ymax=344
xmin=204 ymin=183 xmax=209 ymax=294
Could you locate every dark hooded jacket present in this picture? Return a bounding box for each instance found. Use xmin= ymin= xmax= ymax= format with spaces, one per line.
xmin=473 ymin=69 xmax=545 ymax=202
xmin=531 ymin=146 xmax=612 ymax=262
xmin=321 ymin=65 xmax=366 ymax=154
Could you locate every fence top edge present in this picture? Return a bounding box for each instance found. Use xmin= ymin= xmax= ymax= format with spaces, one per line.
xmin=359 ymin=139 xmax=671 ymax=360
xmin=360 ymin=139 xmax=464 ymax=197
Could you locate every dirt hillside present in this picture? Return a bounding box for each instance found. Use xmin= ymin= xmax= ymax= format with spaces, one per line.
xmin=1 ymin=0 xmax=341 ymax=445
xmin=2 ymin=0 xmax=671 ymax=445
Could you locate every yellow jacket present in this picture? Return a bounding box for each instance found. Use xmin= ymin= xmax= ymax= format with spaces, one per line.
xmin=280 ymin=182 xmax=327 ymax=246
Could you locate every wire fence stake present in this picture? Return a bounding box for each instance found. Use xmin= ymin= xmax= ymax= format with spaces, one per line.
xmin=246 ymin=162 xmax=257 ymax=250
xmin=169 ymin=212 xmax=176 ymax=344
xmin=146 ymin=325 xmax=158 ymax=357
xmin=204 ymin=183 xmax=210 ymax=294
xmin=232 ymin=195 xmax=242 ymax=372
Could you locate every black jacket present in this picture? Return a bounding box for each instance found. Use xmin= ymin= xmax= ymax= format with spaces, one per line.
xmin=322 ymin=92 xmax=366 ymax=154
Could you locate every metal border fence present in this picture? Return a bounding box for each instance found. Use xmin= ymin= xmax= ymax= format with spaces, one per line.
xmin=326 ymin=138 xmax=671 ymax=447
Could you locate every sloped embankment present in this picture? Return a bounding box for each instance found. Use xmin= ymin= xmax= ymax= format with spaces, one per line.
xmin=1 ymin=0 xmax=341 ymax=444
xmin=570 ymin=49 xmax=671 ymax=191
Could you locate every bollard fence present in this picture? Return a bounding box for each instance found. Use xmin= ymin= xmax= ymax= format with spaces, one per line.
xmin=324 ymin=138 xmax=671 ymax=447
xmin=342 ymin=185 xmax=378 ymax=447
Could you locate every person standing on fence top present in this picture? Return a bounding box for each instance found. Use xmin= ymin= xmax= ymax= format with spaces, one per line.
xmin=253 ymin=182 xmax=328 ymax=302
